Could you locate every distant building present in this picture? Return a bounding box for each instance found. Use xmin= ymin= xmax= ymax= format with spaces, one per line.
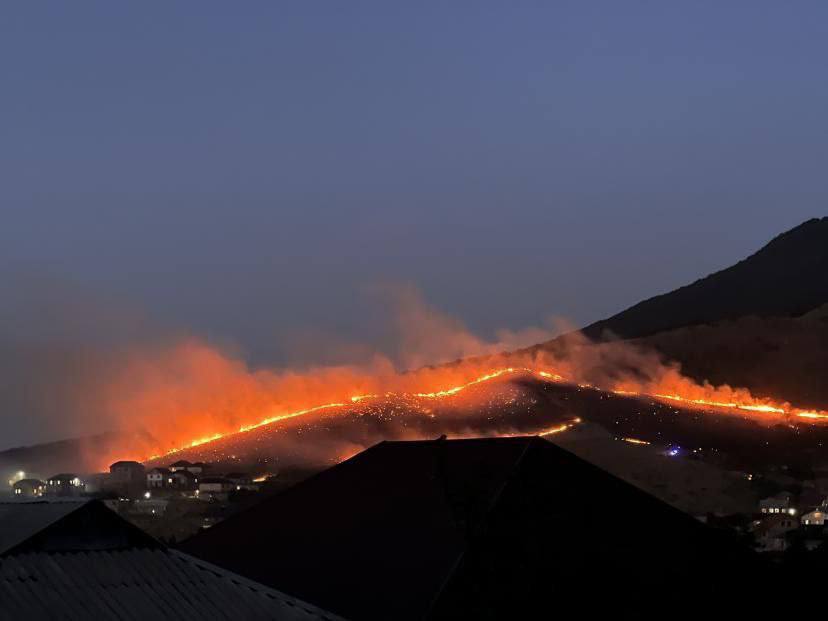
xmin=12 ymin=479 xmax=45 ymax=499
xmin=754 ymin=514 xmax=799 ymax=552
xmin=169 ymin=460 xmax=194 ymax=472
xmin=110 ymin=461 xmax=146 ymax=483
xmin=198 ymin=477 xmax=234 ymax=499
xmin=801 ymin=508 xmax=827 ymax=526
xmin=169 ymin=460 xmax=207 ymax=475
xmin=45 ymin=473 xmax=84 ymax=497
xmin=171 ymin=469 xmax=198 ymax=490
xmin=83 ymin=472 xmax=111 ymax=495
xmin=146 ymin=468 xmax=172 ymax=489
xmin=759 ymin=492 xmax=796 ymax=515
xmin=109 ymin=461 xmax=146 ymax=497
xmin=225 ymin=472 xmax=258 ymax=491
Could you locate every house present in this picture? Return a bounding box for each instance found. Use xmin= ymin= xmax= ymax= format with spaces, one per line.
xmin=198 ymin=477 xmax=235 ymax=499
xmin=801 ymin=508 xmax=827 ymax=526
xmin=170 ymin=469 xmax=198 ymax=490
xmin=45 ymin=473 xmax=84 ymax=496
xmin=109 ymin=461 xmax=146 ymax=484
xmin=800 ymin=498 xmax=828 ymax=526
xmin=109 ymin=461 xmax=147 ymax=498
xmin=759 ymin=492 xmax=796 ymax=515
xmin=753 ymin=514 xmax=799 ymax=552
xmin=169 ymin=460 xmax=194 ymax=472
xmin=0 ymin=500 xmax=341 ymax=620
xmin=146 ymin=467 xmax=172 ymax=489
xmin=226 ymin=472 xmax=258 ymax=491
xmin=169 ymin=460 xmax=207 ymax=475
xmin=12 ymin=479 xmax=45 ymax=499
xmin=182 ymin=436 xmax=759 ymax=620
xmin=82 ymin=472 xmax=111 ymax=494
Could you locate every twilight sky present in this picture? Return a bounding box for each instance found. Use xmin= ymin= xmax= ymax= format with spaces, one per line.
xmin=1 ymin=1 xmax=827 ymax=377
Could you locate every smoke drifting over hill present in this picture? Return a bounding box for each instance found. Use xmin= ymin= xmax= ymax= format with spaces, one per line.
xmin=3 ymin=267 xmax=826 ymax=470
xmin=0 ymin=277 xmax=559 ymax=452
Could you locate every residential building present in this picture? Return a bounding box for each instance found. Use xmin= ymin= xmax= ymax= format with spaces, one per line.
xmin=109 ymin=461 xmax=146 ymax=484
xmin=801 ymin=508 xmax=827 ymax=526
xmin=146 ymin=467 xmax=172 ymax=489
xmin=169 ymin=460 xmax=194 ymax=472
xmin=45 ymin=473 xmax=84 ymax=497
xmin=759 ymin=492 xmax=796 ymax=515
xmin=198 ymin=477 xmax=235 ymax=499
xmin=226 ymin=472 xmax=258 ymax=491
xmin=109 ymin=461 xmax=147 ymax=498
xmin=169 ymin=460 xmax=207 ymax=475
xmin=12 ymin=479 xmax=45 ymax=498
xmin=170 ymin=469 xmax=198 ymax=490
xmin=800 ymin=498 xmax=828 ymax=526
xmin=753 ymin=514 xmax=799 ymax=552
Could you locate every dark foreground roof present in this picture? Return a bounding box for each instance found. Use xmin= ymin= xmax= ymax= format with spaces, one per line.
xmin=182 ymin=436 xmax=760 ymax=620
xmin=0 ymin=501 xmax=157 ymax=556
xmin=0 ymin=500 xmax=341 ymax=620
xmin=0 ymin=548 xmax=342 ymax=621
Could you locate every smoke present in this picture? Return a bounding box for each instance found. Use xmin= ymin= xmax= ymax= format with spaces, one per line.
xmin=0 ymin=270 xmax=801 ymax=472
xmin=382 ymin=283 xmax=560 ymax=369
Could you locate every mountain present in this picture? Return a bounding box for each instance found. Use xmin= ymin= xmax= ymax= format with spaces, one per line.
xmin=582 ymin=217 xmax=828 ymax=340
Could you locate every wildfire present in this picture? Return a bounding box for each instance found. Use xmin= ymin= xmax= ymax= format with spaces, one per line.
xmin=139 ymin=363 xmax=828 ymax=464
xmin=621 ymin=437 xmax=651 ymax=445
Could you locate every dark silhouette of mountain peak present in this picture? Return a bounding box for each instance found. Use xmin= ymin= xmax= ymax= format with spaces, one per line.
xmin=581 ymin=217 xmax=828 ymax=340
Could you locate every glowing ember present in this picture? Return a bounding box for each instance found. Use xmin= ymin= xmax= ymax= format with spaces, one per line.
xmin=621 ymin=437 xmax=651 ymax=445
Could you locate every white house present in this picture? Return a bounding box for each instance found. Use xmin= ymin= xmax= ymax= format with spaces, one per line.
xmin=146 ymin=468 xmax=172 ymax=489
xmin=801 ymin=509 xmax=827 ymax=526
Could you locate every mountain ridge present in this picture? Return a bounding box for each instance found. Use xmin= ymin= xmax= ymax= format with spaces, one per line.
xmin=580 ymin=217 xmax=828 ymax=340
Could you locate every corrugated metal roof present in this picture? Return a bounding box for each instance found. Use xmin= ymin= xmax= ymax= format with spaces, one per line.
xmin=0 ymin=501 xmax=87 ymax=555
xmin=0 ymin=548 xmax=344 ymax=621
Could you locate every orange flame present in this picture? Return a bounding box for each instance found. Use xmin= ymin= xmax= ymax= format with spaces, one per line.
xmin=138 ymin=363 xmax=828 ymax=464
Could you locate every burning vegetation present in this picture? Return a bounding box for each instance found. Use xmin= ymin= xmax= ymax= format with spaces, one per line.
xmin=95 ymin=337 xmax=828 ymax=470
xmin=22 ymin=288 xmax=824 ymax=472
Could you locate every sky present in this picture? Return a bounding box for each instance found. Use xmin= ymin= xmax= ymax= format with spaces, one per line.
xmin=1 ymin=2 xmax=827 ymax=446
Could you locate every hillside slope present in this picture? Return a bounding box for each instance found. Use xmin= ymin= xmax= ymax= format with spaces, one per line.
xmin=582 ymin=217 xmax=828 ymax=340
xmin=631 ymin=312 xmax=828 ymax=408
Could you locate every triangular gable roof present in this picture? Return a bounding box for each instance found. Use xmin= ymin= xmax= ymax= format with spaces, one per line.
xmin=182 ymin=436 xmax=758 ymax=619
xmin=0 ymin=500 xmax=157 ymax=556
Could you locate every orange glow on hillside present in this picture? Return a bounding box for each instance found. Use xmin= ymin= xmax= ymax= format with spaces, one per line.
xmin=138 ymin=362 xmax=828 ymax=464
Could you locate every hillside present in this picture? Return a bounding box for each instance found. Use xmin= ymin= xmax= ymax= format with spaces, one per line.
xmin=631 ymin=311 xmax=828 ymax=409
xmin=582 ymin=217 xmax=828 ymax=340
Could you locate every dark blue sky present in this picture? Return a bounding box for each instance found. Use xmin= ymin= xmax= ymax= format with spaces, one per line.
xmin=2 ymin=2 xmax=826 ymax=365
